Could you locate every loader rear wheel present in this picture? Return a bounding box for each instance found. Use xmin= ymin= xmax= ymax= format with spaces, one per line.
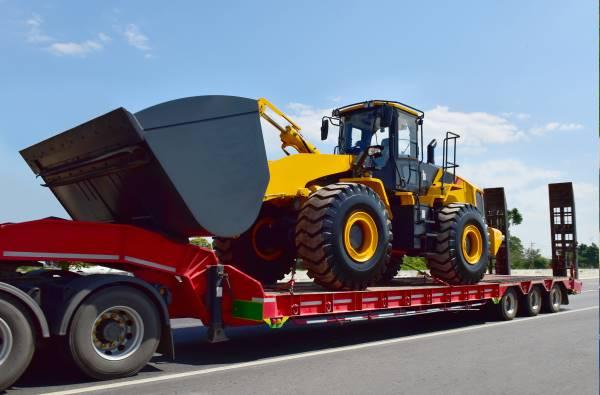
xmin=296 ymin=183 xmax=392 ymax=290
xmin=379 ymin=254 xmax=403 ymax=284
xmin=214 ymin=211 xmax=295 ymax=284
xmin=427 ymin=204 xmax=489 ymax=284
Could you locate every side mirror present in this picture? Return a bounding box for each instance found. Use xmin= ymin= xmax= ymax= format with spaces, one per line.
xmin=427 ymin=139 xmax=437 ymax=164
xmin=321 ymin=119 xmax=329 ymax=140
xmin=379 ymin=105 xmax=393 ymax=128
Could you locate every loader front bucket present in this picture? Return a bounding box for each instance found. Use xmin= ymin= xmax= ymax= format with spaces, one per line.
xmin=20 ymin=96 xmax=270 ymax=238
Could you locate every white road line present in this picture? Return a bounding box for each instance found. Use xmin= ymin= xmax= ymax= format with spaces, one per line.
xmin=581 ymin=289 xmax=598 ymax=293
xmin=43 ymin=305 xmax=598 ymax=395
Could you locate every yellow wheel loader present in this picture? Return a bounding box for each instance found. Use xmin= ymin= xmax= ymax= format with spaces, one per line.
xmin=22 ymin=95 xmax=502 ymax=291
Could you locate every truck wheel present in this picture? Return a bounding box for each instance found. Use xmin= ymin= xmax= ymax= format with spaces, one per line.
xmin=296 ymin=183 xmax=392 ymax=290
xmin=214 ymin=211 xmax=295 ymax=284
xmin=520 ymin=286 xmax=542 ymax=317
xmin=68 ymin=286 xmax=161 ymax=380
xmin=542 ymin=284 xmax=562 ymax=313
xmin=0 ymin=295 xmax=35 ymax=391
xmin=427 ymin=204 xmax=489 ymax=284
xmin=495 ymin=287 xmax=519 ymax=321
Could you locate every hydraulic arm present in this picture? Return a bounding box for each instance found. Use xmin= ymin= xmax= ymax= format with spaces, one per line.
xmin=257 ymin=98 xmax=319 ymax=155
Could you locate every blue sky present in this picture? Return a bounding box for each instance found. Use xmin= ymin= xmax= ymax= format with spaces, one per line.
xmin=0 ymin=0 xmax=597 ymax=256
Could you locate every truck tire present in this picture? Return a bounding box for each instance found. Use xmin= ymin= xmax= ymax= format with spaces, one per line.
xmin=520 ymin=286 xmax=542 ymax=317
xmin=68 ymin=286 xmax=161 ymax=380
xmin=542 ymin=284 xmax=562 ymax=313
xmin=296 ymin=183 xmax=392 ymax=290
xmin=214 ymin=211 xmax=295 ymax=284
xmin=427 ymin=204 xmax=489 ymax=284
xmin=495 ymin=287 xmax=519 ymax=321
xmin=0 ymin=295 xmax=35 ymax=391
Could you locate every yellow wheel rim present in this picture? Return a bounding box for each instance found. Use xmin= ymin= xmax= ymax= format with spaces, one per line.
xmin=343 ymin=210 xmax=378 ymax=263
xmin=461 ymin=224 xmax=483 ymax=265
xmin=251 ymin=217 xmax=283 ymax=261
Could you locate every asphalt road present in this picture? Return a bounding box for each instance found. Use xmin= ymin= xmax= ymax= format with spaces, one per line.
xmin=8 ymin=278 xmax=598 ymax=395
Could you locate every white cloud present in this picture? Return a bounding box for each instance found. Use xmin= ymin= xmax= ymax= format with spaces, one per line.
xmin=25 ymin=15 xmax=109 ymax=57
xmin=25 ymin=14 xmax=53 ymax=43
xmin=123 ymin=24 xmax=151 ymax=51
xmin=501 ymin=112 xmax=531 ymax=120
xmin=47 ymin=35 xmax=106 ymax=56
xmin=530 ymin=122 xmax=584 ymax=136
xmin=425 ymin=106 xmax=525 ymax=153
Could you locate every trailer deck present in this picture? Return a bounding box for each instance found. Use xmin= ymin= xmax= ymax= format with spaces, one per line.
xmin=0 ymin=217 xmax=583 ymax=389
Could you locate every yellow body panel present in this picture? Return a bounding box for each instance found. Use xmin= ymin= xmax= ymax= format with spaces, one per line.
xmin=394 ymin=191 xmax=416 ymax=206
xmin=487 ymin=227 xmax=503 ymax=256
xmin=419 ymin=169 xmax=481 ymax=207
xmin=264 ymin=154 xmax=353 ymax=200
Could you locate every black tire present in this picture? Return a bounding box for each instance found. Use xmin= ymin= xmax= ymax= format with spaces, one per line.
xmin=519 ymin=286 xmax=542 ymax=317
xmin=295 ymin=183 xmax=392 ymax=290
xmin=495 ymin=287 xmax=519 ymax=321
xmin=68 ymin=286 xmax=161 ymax=380
xmin=542 ymin=284 xmax=562 ymax=313
xmin=379 ymin=254 xmax=403 ymax=283
xmin=0 ymin=294 xmax=35 ymax=391
xmin=214 ymin=208 xmax=295 ymax=284
xmin=427 ymin=204 xmax=489 ymax=284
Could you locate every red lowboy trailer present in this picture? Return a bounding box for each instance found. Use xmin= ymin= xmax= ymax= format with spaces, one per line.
xmin=0 ymin=217 xmax=582 ymax=390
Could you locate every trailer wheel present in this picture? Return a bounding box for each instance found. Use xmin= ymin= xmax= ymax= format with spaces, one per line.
xmin=495 ymin=287 xmax=519 ymax=321
xmin=296 ymin=183 xmax=392 ymax=290
xmin=427 ymin=204 xmax=489 ymax=284
xmin=520 ymin=286 xmax=542 ymax=317
xmin=542 ymin=284 xmax=562 ymax=313
xmin=68 ymin=286 xmax=161 ymax=380
xmin=0 ymin=295 xmax=35 ymax=391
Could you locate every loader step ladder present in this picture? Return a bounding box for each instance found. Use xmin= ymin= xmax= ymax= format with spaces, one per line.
xmin=483 ymin=187 xmax=511 ymax=275
xmin=548 ymin=182 xmax=578 ymax=278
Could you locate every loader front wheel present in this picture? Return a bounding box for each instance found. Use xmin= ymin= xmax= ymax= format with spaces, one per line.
xmin=427 ymin=204 xmax=489 ymax=284
xmin=214 ymin=211 xmax=295 ymax=284
xmin=296 ymin=183 xmax=392 ymax=290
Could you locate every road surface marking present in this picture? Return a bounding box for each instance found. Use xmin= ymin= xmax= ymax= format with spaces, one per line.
xmin=44 ymin=305 xmax=597 ymax=395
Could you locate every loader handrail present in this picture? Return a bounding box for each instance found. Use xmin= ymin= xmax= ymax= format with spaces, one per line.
xmin=257 ymin=98 xmax=320 ymax=155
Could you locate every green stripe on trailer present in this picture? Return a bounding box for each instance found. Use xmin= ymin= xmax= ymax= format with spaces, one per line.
xmin=232 ymin=300 xmax=264 ymax=321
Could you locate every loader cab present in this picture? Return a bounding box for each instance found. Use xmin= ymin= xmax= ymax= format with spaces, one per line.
xmin=333 ymin=101 xmax=431 ymax=193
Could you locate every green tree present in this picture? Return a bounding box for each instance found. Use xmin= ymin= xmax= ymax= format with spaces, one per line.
xmin=522 ymin=246 xmax=549 ymax=269
xmin=190 ymin=237 xmax=213 ymax=249
xmin=507 ymin=208 xmax=523 ymax=228
xmin=577 ymin=243 xmax=599 ymax=268
xmin=509 ymin=235 xmax=525 ymax=268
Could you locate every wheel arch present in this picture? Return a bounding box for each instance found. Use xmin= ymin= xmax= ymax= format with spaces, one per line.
xmin=339 ymin=178 xmax=392 ymax=217
xmin=0 ymin=282 xmax=50 ymax=338
xmin=55 ymin=274 xmax=174 ymax=358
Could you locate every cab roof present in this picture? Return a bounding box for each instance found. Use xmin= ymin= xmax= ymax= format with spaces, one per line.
xmin=333 ymin=100 xmax=424 ymax=118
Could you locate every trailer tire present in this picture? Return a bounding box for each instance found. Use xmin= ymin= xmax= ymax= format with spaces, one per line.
xmin=0 ymin=295 xmax=35 ymax=391
xmin=542 ymin=284 xmax=562 ymax=313
xmin=520 ymin=286 xmax=542 ymax=317
xmin=68 ymin=286 xmax=161 ymax=380
xmin=495 ymin=287 xmax=519 ymax=321
xmin=296 ymin=183 xmax=392 ymax=290
xmin=427 ymin=204 xmax=489 ymax=284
